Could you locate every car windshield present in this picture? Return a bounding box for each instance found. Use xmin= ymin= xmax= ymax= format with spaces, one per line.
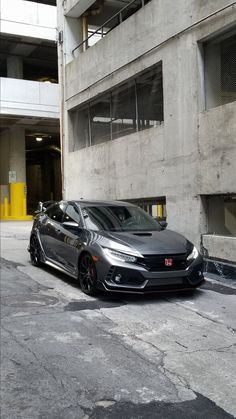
xmin=81 ymin=205 xmax=162 ymax=232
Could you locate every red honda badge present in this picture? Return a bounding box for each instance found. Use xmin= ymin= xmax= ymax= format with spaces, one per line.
xmin=165 ymin=258 xmax=173 ymax=266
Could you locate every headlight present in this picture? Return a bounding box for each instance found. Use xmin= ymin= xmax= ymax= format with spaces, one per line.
xmin=187 ymin=246 xmax=199 ymax=261
xmin=103 ymin=248 xmax=137 ymax=263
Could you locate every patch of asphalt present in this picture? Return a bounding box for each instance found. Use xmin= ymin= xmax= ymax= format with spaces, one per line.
xmin=0 ymin=257 xmax=24 ymax=269
xmin=1 ymin=293 xmax=59 ymax=308
xmin=64 ymin=298 xmax=127 ymax=312
xmin=0 ymin=257 xmax=55 ymax=295
xmin=88 ymin=393 xmax=234 ymax=419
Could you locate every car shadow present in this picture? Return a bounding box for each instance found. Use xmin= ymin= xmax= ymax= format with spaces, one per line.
xmin=40 ymin=263 xmax=205 ymax=306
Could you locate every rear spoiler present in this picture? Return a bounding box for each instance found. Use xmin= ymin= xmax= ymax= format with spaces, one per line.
xmin=35 ymin=200 xmax=56 ymax=214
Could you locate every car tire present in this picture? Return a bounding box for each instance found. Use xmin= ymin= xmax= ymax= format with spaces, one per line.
xmin=79 ymin=253 xmax=97 ymax=296
xmin=30 ymin=235 xmax=42 ymax=267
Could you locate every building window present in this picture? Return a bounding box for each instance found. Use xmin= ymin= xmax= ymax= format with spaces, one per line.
xmin=136 ymin=66 xmax=164 ymax=130
xmin=205 ymin=195 xmax=236 ymax=237
xmin=72 ymin=107 xmax=90 ymax=150
xmin=70 ymin=63 xmax=163 ymax=149
xmin=111 ymin=82 xmax=136 ymax=139
xmin=90 ymin=95 xmax=111 ymax=146
xmin=204 ymin=32 xmax=236 ymax=109
xmin=127 ymin=197 xmax=167 ymax=221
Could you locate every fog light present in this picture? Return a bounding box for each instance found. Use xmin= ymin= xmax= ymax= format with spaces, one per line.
xmin=114 ymin=274 xmax=122 ymax=283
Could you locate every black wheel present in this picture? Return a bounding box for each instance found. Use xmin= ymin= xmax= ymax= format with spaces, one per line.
xmin=30 ymin=235 xmax=42 ymax=267
xmin=79 ymin=253 xmax=97 ymax=296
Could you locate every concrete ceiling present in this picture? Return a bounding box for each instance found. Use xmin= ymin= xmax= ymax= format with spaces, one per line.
xmin=0 ymin=34 xmax=57 ymax=67
xmin=0 ymin=115 xmax=60 ymax=151
xmin=0 ymin=115 xmax=59 ymax=133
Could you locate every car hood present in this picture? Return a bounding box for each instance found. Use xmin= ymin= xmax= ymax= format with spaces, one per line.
xmin=99 ymin=229 xmax=189 ymax=255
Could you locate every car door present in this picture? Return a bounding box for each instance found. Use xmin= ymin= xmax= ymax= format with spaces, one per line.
xmin=55 ymin=203 xmax=85 ymax=275
xmin=39 ymin=202 xmax=65 ymax=261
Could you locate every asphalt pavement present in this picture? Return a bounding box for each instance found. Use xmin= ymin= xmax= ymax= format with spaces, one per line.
xmin=0 ymin=221 xmax=236 ymax=419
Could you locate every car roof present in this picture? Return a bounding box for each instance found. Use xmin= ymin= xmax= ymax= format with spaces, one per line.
xmin=70 ymin=200 xmax=135 ymax=208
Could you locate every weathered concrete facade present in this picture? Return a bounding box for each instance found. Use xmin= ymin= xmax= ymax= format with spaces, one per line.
xmin=58 ymin=0 xmax=236 ymax=263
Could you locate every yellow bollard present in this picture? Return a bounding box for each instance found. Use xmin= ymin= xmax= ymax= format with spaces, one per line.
xmin=10 ymin=183 xmax=25 ymax=217
xmin=157 ymin=204 xmax=163 ymax=219
xmin=23 ymin=195 xmax=27 ymax=216
xmin=0 ymin=182 xmax=33 ymax=220
xmin=4 ymin=197 xmax=9 ymax=217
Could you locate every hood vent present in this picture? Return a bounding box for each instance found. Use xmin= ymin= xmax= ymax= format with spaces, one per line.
xmin=133 ymin=232 xmax=152 ymax=237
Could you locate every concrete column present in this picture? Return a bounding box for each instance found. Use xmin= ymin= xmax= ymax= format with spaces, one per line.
xmin=64 ymin=16 xmax=83 ymax=63
xmin=9 ymin=127 xmax=26 ymax=183
xmin=0 ymin=129 xmax=10 ymax=185
xmin=7 ymin=56 xmax=23 ymax=79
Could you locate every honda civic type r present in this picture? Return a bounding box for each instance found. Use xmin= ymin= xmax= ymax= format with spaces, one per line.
xmin=28 ymin=200 xmax=204 ymax=295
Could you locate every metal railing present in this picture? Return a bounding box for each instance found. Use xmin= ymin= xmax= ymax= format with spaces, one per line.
xmin=72 ymin=0 xmax=147 ymax=56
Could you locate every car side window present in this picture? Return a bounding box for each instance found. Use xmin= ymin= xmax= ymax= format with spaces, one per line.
xmin=45 ymin=203 xmax=64 ymax=223
xmin=64 ymin=204 xmax=82 ymax=225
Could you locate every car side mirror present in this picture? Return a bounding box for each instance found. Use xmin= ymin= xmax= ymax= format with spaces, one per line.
xmin=159 ymin=220 xmax=168 ymax=230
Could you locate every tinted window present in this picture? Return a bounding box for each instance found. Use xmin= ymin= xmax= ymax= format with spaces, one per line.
xmin=64 ymin=204 xmax=82 ymax=225
xmin=45 ymin=203 xmax=64 ymax=223
xmin=111 ymin=82 xmax=136 ymax=139
xmin=82 ymin=205 xmax=161 ymax=231
xmin=90 ymin=94 xmax=111 ymax=146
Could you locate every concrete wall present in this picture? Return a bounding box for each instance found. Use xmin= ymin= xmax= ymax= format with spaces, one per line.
xmin=199 ymin=101 xmax=236 ymax=194
xmin=0 ymin=78 xmax=59 ymax=118
xmin=58 ymin=0 xmax=236 ymax=250
xmin=65 ymin=0 xmax=236 ymax=103
xmin=0 ymin=0 xmax=57 ymax=41
xmin=203 ymin=235 xmax=236 ymax=263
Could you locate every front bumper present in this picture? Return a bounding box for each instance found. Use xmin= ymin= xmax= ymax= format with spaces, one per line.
xmin=99 ymin=256 xmax=204 ymax=293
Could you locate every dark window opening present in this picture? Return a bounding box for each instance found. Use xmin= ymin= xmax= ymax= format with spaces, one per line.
xmin=204 ymin=31 xmax=236 ymax=109
xmin=70 ymin=63 xmax=163 ymax=150
xmin=111 ymin=82 xmax=136 ymax=139
xmin=0 ymin=34 xmax=58 ymax=83
xmin=126 ymin=197 xmax=167 ymax=221
xmin=0 ymin=59 xmax=7 ymax=77
xmin=23 ymin=60 xmax=58 ymax=83
xmin=90 ymin=95 xmax=111 ymax=146
xmin=204 ymin=195 xmax=236 ymax=236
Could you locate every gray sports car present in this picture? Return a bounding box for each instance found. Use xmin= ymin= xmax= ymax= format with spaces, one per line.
xmin=29 ymin=200 xmax=204 ymax=295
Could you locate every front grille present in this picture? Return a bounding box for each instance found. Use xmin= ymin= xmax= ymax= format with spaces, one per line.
xmin=137 ymin=254 xmax=187 ymax=272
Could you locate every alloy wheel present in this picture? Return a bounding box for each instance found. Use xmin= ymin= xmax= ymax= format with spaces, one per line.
xmin=30 ymin=235 xmax=42 ymax=267
xmin=79 ymin=254 xmax=97 ymax=296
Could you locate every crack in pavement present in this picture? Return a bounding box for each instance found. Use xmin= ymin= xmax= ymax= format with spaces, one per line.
xmin=166 ymin=298 xmax=236 ymax=333
xmin=1 ymin=323 xmax=86 ymax=415
xmin=85 ymin=309 xmax=189 ymax=402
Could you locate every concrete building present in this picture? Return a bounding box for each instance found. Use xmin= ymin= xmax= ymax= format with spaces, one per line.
xmin=58 ymin=0 xmax=236 ymax=268
xmin=0 ymin=0 xmax=61 ymax=217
